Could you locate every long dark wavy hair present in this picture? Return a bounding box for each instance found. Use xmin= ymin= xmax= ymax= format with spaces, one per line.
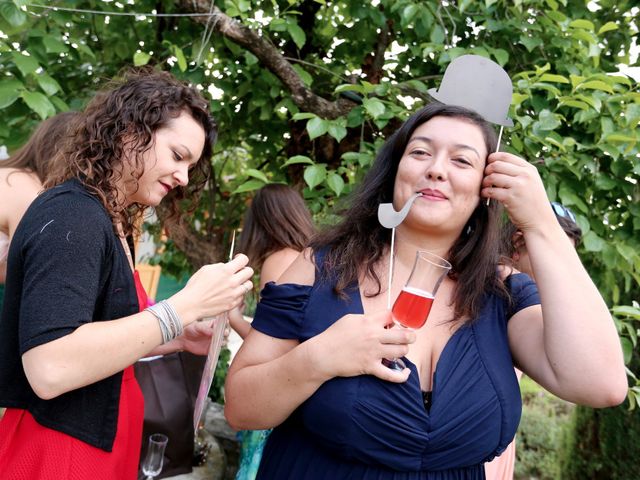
xmin=238 ymin=184 xmax=315 ymax=269
xmin=311 ymin=103 xmax=508 ymax=323
xmin=2 ymin=111 xmax=80 ymax=182
xmin=45 ymin=67 xmax=217 ymax=237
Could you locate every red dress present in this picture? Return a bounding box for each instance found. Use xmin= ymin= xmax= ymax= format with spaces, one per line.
xmin=0 ymin=271 xmax=148 ymax=479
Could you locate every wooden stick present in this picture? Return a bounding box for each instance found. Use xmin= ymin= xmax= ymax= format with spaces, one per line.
xmin=486 ymin=125 xmax=504 ymax=206
xmin=387 ymin=227 xmax=395 ymax=309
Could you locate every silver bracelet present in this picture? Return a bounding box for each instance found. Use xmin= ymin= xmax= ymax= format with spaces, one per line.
xmin=145 ymin=300 xmax=184 ymax=344
xmin=159 ymin=299 xmax=184 ymax=339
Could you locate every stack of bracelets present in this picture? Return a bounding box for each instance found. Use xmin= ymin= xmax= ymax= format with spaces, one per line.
xmin=145 ymin=300 xmax=184 ymax=343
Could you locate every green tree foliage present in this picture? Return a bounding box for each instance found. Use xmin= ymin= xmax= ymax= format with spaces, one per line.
xmin=560 ymin=398 xmax=640 ymax=479
xmin=2 ymin=0 xmax=639 ymax=369
xmin=2 ymin=0 xmax=639 ymax=474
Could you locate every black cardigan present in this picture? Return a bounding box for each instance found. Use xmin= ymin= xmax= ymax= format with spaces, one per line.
xmin=0 ymin=179 xmax=139 ymax=451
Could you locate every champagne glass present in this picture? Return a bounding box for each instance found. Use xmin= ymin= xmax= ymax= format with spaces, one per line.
xmin=141 ymin=433 xmax=168 ymax=480
xmin=383 ymin=251 xmax=452 ymax=371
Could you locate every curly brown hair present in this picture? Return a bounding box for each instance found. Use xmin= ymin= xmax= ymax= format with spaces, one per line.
xmin=45 ymin=67 xmax=217 ymax=237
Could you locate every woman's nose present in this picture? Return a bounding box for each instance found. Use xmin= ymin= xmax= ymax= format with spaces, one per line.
xmin=425 ymin=154 xmax=446 ymax=181
xmin=174 ymin=164 xmax=189 ymax=187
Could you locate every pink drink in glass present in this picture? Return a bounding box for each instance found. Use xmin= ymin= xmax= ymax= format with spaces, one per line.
xmin=392 ymin=286 xmax=435 ymax=329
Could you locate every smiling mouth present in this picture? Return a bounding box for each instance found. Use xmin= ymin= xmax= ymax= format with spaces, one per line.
xmin=159 ymin=182 xmax=172 ymax=194
xmin=419 ymin=189 xmax=447 ymax=200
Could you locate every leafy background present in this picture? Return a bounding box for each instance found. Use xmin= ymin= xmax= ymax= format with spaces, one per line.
xmin=1 ymin=0 xmax=638 ymax=476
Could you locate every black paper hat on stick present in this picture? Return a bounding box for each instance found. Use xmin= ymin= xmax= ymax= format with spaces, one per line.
xmin=377 ymin=54 xmax=514 ymax=307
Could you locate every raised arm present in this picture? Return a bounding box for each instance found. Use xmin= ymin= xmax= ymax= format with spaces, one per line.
xmin=483 ymin=152 xmax=627 ymax=407
xmin=224 ymin=250 xmax=415 ymax=430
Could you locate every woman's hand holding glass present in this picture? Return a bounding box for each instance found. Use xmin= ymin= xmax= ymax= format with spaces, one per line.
xmin=307 ymin=310 xmax=416 ymax=384
xmin=383 ymin=251 xmax=452 ymax=371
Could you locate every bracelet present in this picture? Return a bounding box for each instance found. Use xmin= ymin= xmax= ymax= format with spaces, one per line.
xmin=145 ymin=300 xmax=184 ymax=344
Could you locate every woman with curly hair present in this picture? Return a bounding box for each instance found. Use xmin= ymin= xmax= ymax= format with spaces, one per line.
xmin=0 ymin=69 xmax=253 ymax=479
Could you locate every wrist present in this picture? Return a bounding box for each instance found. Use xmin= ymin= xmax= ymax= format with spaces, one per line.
xmin=302 ymin=335 xmax=333 ymax=383
xmin=167 ymin=293 xmax=198 ymax=326
xmin=522 ymin=219 xmax=569 ymax=246
xmin=170 ymin=337 xmax=185 ymax=352
xmin=145 ymin=300 xmax=185 ymax=344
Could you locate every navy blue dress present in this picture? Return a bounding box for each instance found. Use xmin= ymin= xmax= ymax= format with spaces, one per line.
xmin=251 ymin=254 xmax=540 ymax=479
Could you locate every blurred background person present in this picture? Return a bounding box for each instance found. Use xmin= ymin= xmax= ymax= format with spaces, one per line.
xmin=230 ymin=183 xmax=315 ymax=480
xmin=230 ymin=183 xmax=316 ymax=337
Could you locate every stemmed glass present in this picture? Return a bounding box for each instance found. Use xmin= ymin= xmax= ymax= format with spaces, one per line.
xmin=383 ymin=251 xmax=452 ymax=371
xmin=141 ymin=433 xmax=168 ymax=480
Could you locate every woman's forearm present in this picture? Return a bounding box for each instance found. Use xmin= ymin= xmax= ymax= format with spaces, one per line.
xmin=22 ymin=310 xmax=165 ymax=400
xmin=224 ymin=335 xmax=330 ymax=430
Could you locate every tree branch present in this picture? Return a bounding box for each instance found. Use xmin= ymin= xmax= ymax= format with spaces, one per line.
xmin=179 ymin=0 xmax=354 ymax=119
xmin=362 ymin=17 xmax=393 ymax=84
xmin=156 ymin=203 xmax=223 ymax=268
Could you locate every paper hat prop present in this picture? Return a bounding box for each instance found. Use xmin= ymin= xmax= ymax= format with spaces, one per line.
xmin=427 ymin=54 xmax=513 ymax=127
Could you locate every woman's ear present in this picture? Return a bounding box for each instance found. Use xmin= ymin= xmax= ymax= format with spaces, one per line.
xmin=511 ymin=230 xmax=526 ymax=252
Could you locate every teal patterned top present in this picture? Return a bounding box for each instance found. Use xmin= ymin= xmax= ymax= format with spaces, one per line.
xmin=235 ymin=429 xmax=271 ymax=480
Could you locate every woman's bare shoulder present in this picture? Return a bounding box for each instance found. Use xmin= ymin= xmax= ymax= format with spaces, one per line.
xmin=269 ymin=247 xmax=316 ymax=287
xmin=0 ymin=168 xmax=42 ymax=234
xmin=0 ymin=167 xmax=40 ymax=187
xmin=497 ymin=263 xmax=520 ymax=282
xmin=263 ymin=248 xmax=300 ymax=268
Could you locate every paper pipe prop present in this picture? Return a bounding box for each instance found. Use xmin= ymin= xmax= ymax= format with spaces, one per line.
xmin=377 ymin=192 xmax=422 ymax=308
xmin=193 ymin=230 xmax=237 ymax=432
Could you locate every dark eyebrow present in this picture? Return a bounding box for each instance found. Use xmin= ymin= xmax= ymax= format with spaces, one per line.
xmin=178 ymin=144 xmax=194 ymax=159
xmin=408 ymin=135 xmax=481 ymax=161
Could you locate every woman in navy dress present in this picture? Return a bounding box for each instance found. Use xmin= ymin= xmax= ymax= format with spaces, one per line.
xmin=224 ymin=104 xmax=626 ymax=479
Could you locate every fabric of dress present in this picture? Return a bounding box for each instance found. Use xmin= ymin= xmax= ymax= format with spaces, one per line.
xmin=0 ymin=271 xmax=147 ymax=480
xmin=250 ymin=252 xmax=540 ymax=480
xmin=235 ymin=429 xmax=272 ymax=480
